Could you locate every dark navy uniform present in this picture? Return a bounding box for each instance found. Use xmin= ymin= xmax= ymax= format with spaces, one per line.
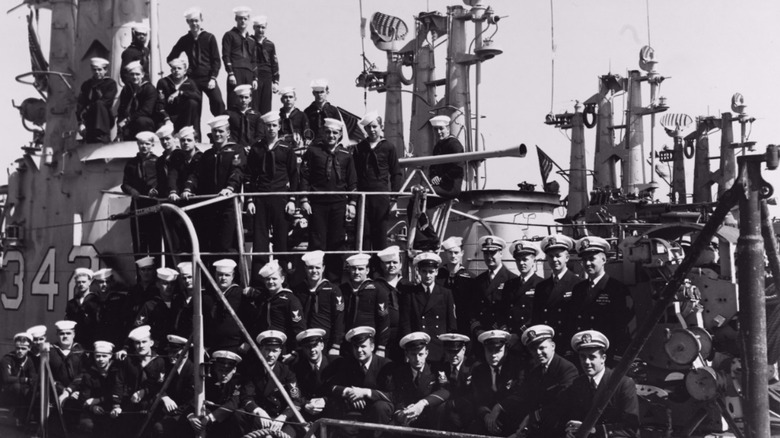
xmin=436 ymin=267 xmax=473 ymax=336
xmin=127 ymin=282 xmax=161 ymax=329
xmin=398 ymin=283 xmax=457 ymax=362
xmin=372 ymin=278 xmax=406 ymax=361
xmin=469 ymin=354 xmax=523 ymax=435
xmin=67 ymin=362 xmax=116 ymax=435
xmin=470 ymin=266 xmax=517 ymax=337
xmin=327 ymin=355 xmax=394 ymax=427
xmin=430 ymin=359 xmax=474 ymax=432
xmin=121 ymin=41 xmax=150 ymax=80
xmin=503 ymin=273 xmax=544 ymax=340
xmin=303 ymin=102 xmax=340 ymax=139
xmin=156 ymin=75 xmax=201 ymax=131
xmin=117 ymin=81 xmax=157 ymax=138
xmin=121 ymin=150 xmax=160 ymax=256
xmin=222 ymin=27 xmax=257 ymax=111
xmin=292 ymin=281 xmax=345 ymax=351
xmin=98 ymin=289 xmax=132 ymax=345
xmin=228 ymin=107 xmax=264 ymax=148
xmin=353 ymin=138 xmax=402 ymax=251
xmin=152 ymin=359 xmax=195 ymax=437
xmin=341 ymin=281 xmax=391 ymax=352
xmin=240 ymin=360 xmax=302 ymax=436
xmin=388 ymin=363 xmax=450 ymax=429
xmin=280 ymin=107 xmax=309 ymax=142
xmin=253 ymin=36 xmax=279 ymax=114
xmin=77 ymin=76 xmax=118 ymax=143
xmin=169 ymin=150 xmax=203 ymax=198
xmin=167 ymin=30 xmax=225 ymax=119
xmin=249 ymin=289 xmax=306 ymax=350
xmin=111 ymin=354 xmax=166 ymax=437
xmin=0 ymin=351 xmax=36 ymax=423
xmin=199 ymin=371 xmax=243 ymax=437
xmin=134 ymin=295 xmax=186 ymax=346
xmin=203 ymin=284 xmax=254 ymax=351
xmin=155 ymin=148 xmax=186 ymax=199
xmin=49 ymin=343 xmax=87 ymax=395
xmin=289 ymin=354 xmax=338 ymax=411
xmin=430 ymin=136 xmax=464 ymax=201
xmin=65 ymin=293 xmax=101 ymax=346
xmin=531 ymin=270 xmax=582 ymax=348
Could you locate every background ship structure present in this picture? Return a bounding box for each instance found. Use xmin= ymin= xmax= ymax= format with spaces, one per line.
xmin=1 ymin=0 xmax=779 ymax=437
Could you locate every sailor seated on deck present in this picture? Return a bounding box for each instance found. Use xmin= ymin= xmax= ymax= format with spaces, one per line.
xmin=76 ymin=57 xmax=118 ymax=144
xmin=0 ymin=332 xmax=36 ymax=426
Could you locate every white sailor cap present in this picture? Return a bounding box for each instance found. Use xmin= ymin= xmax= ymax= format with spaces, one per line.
xmin=135 ymin=256 xmax=156 ymax=268
xmin=132 ymin=23 xmax=150 ymax=34
xmin=213 ymin=259 xmax=237 ymax=273
xmin=346 ymin=253 xmax=371 ymax=267
xmin=27 ymin=325 xmax=47 ymax=338
xmin=359 ymin=110 xmax=380 ymax=127
xmin=54 ymin=320 xmax=77 ymax=332
xmin=176 ymin=126 xmax=196 ymax=139
xmin=429 ymin=115 xmax=451 ymax=127
xmin=232 ymin=6 xmax=252 ymax=17
xmin=438 ymin=333 xmax=470 ymax=351
xmin=296 ymin=328 xmax=326 ymax=344
xmin=521 ymin=324 xmax=555 ymax=347
xmin=128 ymin=325 xmax=152 ymax=342
xmin=377 ymin=246 xmax=400 ymax=262
xmin=252 ymin=15 xmax=268 ymax=26
xmin=413 ymin=252 xmax=441 ymax=268
xmin=540 ymin=234 xmax=574 ymax=253
xmin=399 ymin=332 xmax=430 ymax=350
xmin=156 ymin=124 xmax=174 ymax=139
xmin=256 ymin=330 xmax=287 ymax=346
xmin=258 ymin=260 xmax=282 ymax=278
xmin=93 ymin=340 xmax=115 ymax=354
xmin=74 ymin=267 xmax=94 ymax=279
xmin=511 ymin=240 xmax=543 ymax=259
xmin=183 ymin=7 xmax=202 ymax=20
xmin=346 ymin=326 xmax=376 ymax=344
xmin=477 ymin=329 xmax=511 ymax=347
xmin=479 ymin=235 xmax=506 ymax=252
xmin=212 ymin=350 xmax=242 ymax=364
xmin=14 ymin=332 xmax=33 ymax=343
xmin=124 ymin=60 xmax=143 ymax=73
xmin=301 ymin=250 xmax=325 ymax=267
xmin=440 ymin=236 xmax=463 ymax=251
xmin=168 ymin=54 xmax=188 ymax=69
xmin=166 ymin=334 xmax=188 ymax=346
xmin=135 ymin=131 xmax=157 ymax=143
xmin=575 ymin=236 xmax=611 ymax=256
xmin=260 ymin=111 xmax=280 ymax=124
xmin=90 ymin=57 xmax=109 ymax=68
xmin=234 ymin=84 xmax=252 ymax=97
xmin=310 ymin=79 xmax=329 ymax=91
xmin=93 ymin=268 xmax=113 ymax=281
xmin=280 ymin=87 xmax=296 ymax=97
xmin=177 ymin=262 xmax=193 ymax=276
xmin=323 ymin=118 xmax=343 ymax=131
xmin=571 ymin=330 xmax=610 ymax=352
xmin=157 ymin=267 xmax=179 ymax=282
xmin=207 ymin=115 xmax=230 ymax=130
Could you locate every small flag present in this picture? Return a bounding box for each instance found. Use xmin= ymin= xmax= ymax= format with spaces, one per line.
xmin=537 ymin=146 xmax=555 ymax=185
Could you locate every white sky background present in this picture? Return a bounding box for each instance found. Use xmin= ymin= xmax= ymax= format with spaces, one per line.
xmin=1 ymin=0 xmax=779 ymax=212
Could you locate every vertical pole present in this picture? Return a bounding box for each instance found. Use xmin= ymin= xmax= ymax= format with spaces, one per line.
xmin=737 ymin=158 xmax=770 ymax=438
xmin=40 ymin=343 xmax=49 ymax=438
xmin=356 ymin=193 xmax=366 ymax=252
xmin=233 ymin=196 xmax=249 ymax=285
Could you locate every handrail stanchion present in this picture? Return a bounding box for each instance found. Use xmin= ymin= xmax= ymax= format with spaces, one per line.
xmin=233 ymin=196 xmax=250 ymax=285
xmin=356 ymin=193 xmax=366 ymax=252
xmin=39 ymin=342 xmax=49 ymax=438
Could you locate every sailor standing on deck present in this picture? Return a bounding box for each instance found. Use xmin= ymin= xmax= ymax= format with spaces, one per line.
xmin=134 ymin=267 xmax=184 ymax=348
xmin=251 ymin=15 xmax=280 ymax=114
xmin=203 ymin=259 xmax=253 ymax=352
xmin=167 ymin=126 xmax=202 ymax=202
xmin=127 ymin=256 xmax=160 ymax=326
xmin=94 ymin=268 xmax=131 ymax=346
xmin=303 ymin=79 xmax=341 ymax=139
xmin=154 ymin=124 xmax=184 ymax=201
xmin=227 ymin=84 xmax=263 ymax=150
xmin=436 ymin=236 xmax=473 ymax=336
xmin=247 ymin=261 xmax=306 ymax=351
xmin=77 ymin=57 xmax=117 ymax=144
xmin=223 ymin=6 xmax=257 ymax=112
xmin=65 ymin=267 xmax=100 ymax=346
xmin=120 ymin=23 xmax=151 ymax=81
xmin=340 ymin=254 xmax=391 ymax=357
xmin=373 ymin=245 xmax=407 ymax=361
xmin=470 ymin=236 xmax=517 ymax=343
xmin=279 ymin=87 xmax=310 ymax=146
xmin=121 ymin=131 xmax=161 ymax=256
xmin=503 ymin=240 xmax=545 ymax=351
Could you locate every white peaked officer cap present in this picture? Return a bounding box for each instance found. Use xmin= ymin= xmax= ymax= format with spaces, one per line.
xmin=359 ymin=110 xmax=380 ymax=127
xmin=346 ymin=326 xmax=376 ymax=343
xmin=27 ymin=325 xmax=47 ymax=338
xmin=301 ymin=250 xmax=325 ymax=267
xmin=135 ymin=256 xmax=156 ymax=268
xmin=540 ymin=234 xmax=574 ymax=253
xmin=571 ymin=330 xmax=610 ymax=352
xmin=477 ymin=329 xmax=511 ymax=345
xmin=183 ymin=7 xmax=202 ymax=20
xmin=74 ymin=267 xmax=94 ymax=279
xmin=177 ymin=126 xmax=196 ymax=139
xmin=156 ymin=124 xmax=174 ymax=138
xmin=323 ymin=118 xmax=343 ymax=131
xmin=252 ymin=15 xmax=268 ymax=26
xmin=213 ymin=259 xmax=237 ymax=273
xmin=93 ymin=341 xmax=115 ymax=354
xmin=212 ymin=350 xmax=242 ymax=364
xmin=346 ymin=253 xmax=371 ymax=267
xmin=479 ymin=235 xmax=506 ymax=251
xmin=256 ymin=330 xmax=287 ymax=346
xmin=90 ymin=57 xmax=109 ymax=68
xmin=207 ymin=115 xmax=230 ymax=130
xmin=128 ymin=325 xmax=152 ymax=341
xmin=440 ymin=236 xmax=463 ymax=251
xmin=177 ymin=262 xmax=193 ymax=275
xmin=258 ymin=260 xmax=282 ymax=278
xmin=576 ymin=236 xmax=611 ymax=256
xmin=413 ymin=252 xmax=441 ymax=268
xmin=429 ymin=115 xmax=450 ymax=127
xmin=261 ymin=112 xmax=280 ymax=124
xmin=310 ymin=78 xmax=329 ymax=91
xmin=296 ymin=328 xmax=327 ymax=343
xmin=93 ymin=268 xmax=113 ymax=281
xmin=377 ymin=246 xmax=400 ymax=262
xmin=124 ymin=60 xmax=143 ymax=73
xmin=55 ymin=320 xmax=77 ymax=332
xmin=511 ymin=240 xmax=543 ymax=259
xmin=167 ymin=334 xmax=188 ymax=346
xmin=156 ymin=267 xmax=179 ymax=282
xmin=232 ymin=6 xmax=251 ymax=17
xmin=521 ymin=324 xmax=555 ymax=346
xmin=399 ymin=332 xmax=431 ymax=350
xmin=234 ymin=84 xmax=252 ymax=96
xmin=438 ymin=333 xmax=470 ymax=351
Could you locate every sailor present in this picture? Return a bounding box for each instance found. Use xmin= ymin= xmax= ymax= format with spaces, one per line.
xmin=399 ymin=252 xmax=457 ymax=363
xmin=245 ymin=110 xmax=298 ymax=276
xmin=470 ymin=236 xmax=517 ymax=343
xmin=278 ymin=87 xmax=310 ymax=146
xmin=203 ymin=259 xmax=253 ymax=351
xmin=389 ymin=332 xmax=449 ymax=429
xmin=120 ymin=23 xmax=151 ymax=81
xmin=248 ymin=261 xmax=306 ymax=350
xmin=566 ymin=237 xmax=634 ymax=361
xmin=134 ymin=267 xmax=185 ymax=347
xmin=436 ymin=236 xmax=473 ymax=336
xmin=65 ymin=267 xmax=100 ymax=346
xmin=326 ymin=326 xmax=394 ymax=431
xmin=117 ymin=60 xmax=157 ymax=139
xmin=240 ymin=330 xmax=302 ymax=437
xmin=156 ymin=54 xmax=201 ymax=132
xmin=167 ymin=126 xmax=202 ymax=202
xmin=27 ymin=325 xmax=48 ymax=372
xmin=64 ymin=340 xmax=115 ymax=436
xmin=127 ymin=256 xmax=160 ymax=326
xmin=340 ymin=254 xmax=391 ymax=356
xmin=186 ymin=350 xmax=243 ymax=436
xmin=503 ymin=240 xmax=545 ymax=350
xmin=354 ymin=110 xmax=403 ymax=254
xmin=556 ymin=330 xmax=639 ymax=438
xmin=373 ymin=245 xmax=407 ymax=361
xmin=291 ymin=250 xmax=345 ymax=355
xmin=251 ymin=15 xmax=280 ymax=114
xmin=222 ymin=6 xmax=257 ymax=112
xmin=500 ymin=325 xmax=578 ymax=438
xmin=303 ymin=79 xmax=341 ymax=139
xmin=93 ymin=269 xmax=130 ymax=345
xmin=77 ymin=57 xmax=118 ymax=143
xmin=0 ymin=333 xmax=36 ymax=426
xmin=121 ymin=131 xmax=161 ymax=256
xmin=431 ymin=333 xmax=474 ymax=432
xmin=168 ymin=7 xmax=225 ymax=122
xmin=151 ymin=334 xmax=195 ymax=438
xmin=182 ymin=115 xmax=246 ymax=256
xmin=468 ymin=330 xmax=523 ymax=436
xmin=428 ymin=114 xmax=465 ymax=205
xmin=110 ymin=325 xmax=166 ymax=436
xmin=299 ymin=117 xmax=357 ymax=279
xmin=50 ymin=320 xmax=87 ymax=413
xmin=289 ymin=328 xmax=337 ymax=420
xmin=154 ymin=123 xmax=185 ymax=202
xmin=531 ymin=234 xmax=581 ymax=348
xmin=172 ymin=262 xmax=196 ymax=338
xmin=227 ymin=84 xmax=263 ymax=149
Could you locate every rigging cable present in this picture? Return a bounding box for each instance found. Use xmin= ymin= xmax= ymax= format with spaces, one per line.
xmin=358 ymin=0 xmax=368 ymax=109
xmin=549 ymin=0 xmax=556 ymax=114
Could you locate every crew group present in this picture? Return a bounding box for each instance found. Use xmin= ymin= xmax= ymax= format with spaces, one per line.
xmin=2 ymin=232 xmax=639 ymax=438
